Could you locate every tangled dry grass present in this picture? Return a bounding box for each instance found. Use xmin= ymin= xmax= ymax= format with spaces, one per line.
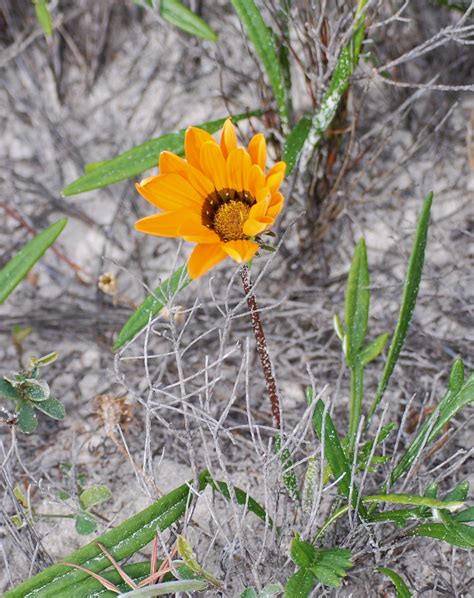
xmin=1 ymin=1 xmax=473 ymax=595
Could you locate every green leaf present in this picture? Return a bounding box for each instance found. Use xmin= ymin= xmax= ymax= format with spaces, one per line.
xmin=310 ymin=398 xmax=367 ymax=517
xmin=114 ymin=265 xmax=191 ymax=350
xmin=17 ymin=401 xmax=38 ymax=434
xmin=0 ymin=218 xmax=67 ymax=304
xmin=176 ymin=535 xmax=220 ymax=586
xmin=0 ymin=378 xmax=21 ymax=401
xmin=30 ymin=351 xmax=59 ymax=368
xmin=409 ymin=520 xmax=474 ymax=550
xmin=160 ymin=0 xmax=217 ymax=41
xmin=282 ymin=115 xmax=311 ymax=174
xmin=33 ymin=0 xmax=53 ymax=37
xmin=275 ymin=432 xmax=300 ymax=501
xmin=363 ymin=493 xmax=465 ymax=511
xmin=204 ymin=473 xmax=273 ymax=526
xmin=302 ymin=457 xmax=318 ymax=515
xmin=448 ymin=357 xmax=464 ymax=393
xmin=445 ymin=481 xmax=469 ymax=502
xmin=390 ymin=368 xmax=474 ymax=485
xmin=454 ymin=507 xmax=474 ymax=523
xmin=368 ymin=192 xmax=433 ymax=422
xmin=23 ymin=379 xmax=50 ymax=402
xmin=117 ymin=580 xmax=208 ymax=597
xmin=344 ymin=238 xmax=369 ymax=366
xmin=377 ymin=567 xmax=412 ymax=598
xmin=62 ymin=112 xmax=259 ymax=196
xmin=4 ymin=474 xmax=208 ymax=597
xmin=241 ymin=589 xmax=259 ymax=598
xmin=75 ymin=512 xmax=97 ymax=535
xmin=260 ymin=584 xmax=283 ymax=597
xmin=79 ymin=485 xmax=113 ymax=510
xmin=230 ymin=0 xmax=291 ymax=131
xmin=35 ymin=397 xmax=66 ymax=420
xmin=359 ymin=333 xmax=390 ymax=366
xmin=289 ymin=537 xmax=352 ymax=589
xmin=284 ymin=569 xmax=315 ymax=598
xmin=289 ymin=1 xmax=366 ymax=169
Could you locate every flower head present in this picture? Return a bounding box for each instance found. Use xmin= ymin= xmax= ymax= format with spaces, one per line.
xmin=134 ymin=119 xmax=285 ymax=279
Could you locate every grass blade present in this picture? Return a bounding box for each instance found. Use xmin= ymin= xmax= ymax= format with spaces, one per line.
xmin=390 ymin=365 xmax=473 ymax=485
xmin=230 ymin=0 xmax=291 ymax=131
xmin=114 ymin=264 xmax=190 ymax=350
xmin=117 ymin=579 xmax=208 ymax=597
xmin=377 ymin=567 xmax=412 ymax=598
xmin=0 ymin=218 xmax=67 ymax=305
xmin=63 ymin=112 xmax=259 ymax=196
xmin=368 ymin=192 xmax=433 ymax=423
xmin=138 ymin=0 xmax=217 ymax=41
xmin=311 ymin=399 xmax=367 ymax=517
xmin=408 ymin=520 xmax=474 ymax=550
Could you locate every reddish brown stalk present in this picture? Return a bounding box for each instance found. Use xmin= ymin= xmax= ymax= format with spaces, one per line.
xmin=240 ymin=265 xmax=281 ymax=429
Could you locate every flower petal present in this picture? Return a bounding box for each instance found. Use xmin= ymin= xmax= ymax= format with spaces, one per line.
xmin=185 ymin=127 xmax=217 ymax=169
xmin=188 ymin=243 xmax=227 ymax=279
xmin=179 ymin=214 xmax=220 ymax=244
xmin=266 ymin=161 xmax=286 ymax=194
xmin=136 ymin=174 xmax=202 ymax=212
xmin=243 ymin=217 xmax=272 ymax=237
xmin=226 ymin=147 xmax=251 ymax=192
xmin=248 ymin=164 xmax=266 ymax=197
xmin=200 ymin=141 xmax=227 ymax=190
xmin=159 ymin=151 xmax=187 ymax=174
xmin=267 ymin=192 xmax=284 ymax=219
xmin=248 ymin=133 xmax=266 ymax=170
xmin=220 ymin=118 xmax=238 ymax=159
xmin=135 ymin=210 xmax=189 ymax=237
xmin=222 ymin=240 xmax=259 ymax=263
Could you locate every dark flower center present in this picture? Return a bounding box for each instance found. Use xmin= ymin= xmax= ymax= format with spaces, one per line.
xmin=202 ymin=189 xmax=255 ymax=241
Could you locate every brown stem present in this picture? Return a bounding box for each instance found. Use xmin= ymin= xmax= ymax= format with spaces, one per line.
xmin=240 ymin=265 xmax=281 ymax=429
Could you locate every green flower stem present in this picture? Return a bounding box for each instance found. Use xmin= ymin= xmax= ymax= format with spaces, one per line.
xmin=348 ymin=362 xmax=364 ymax=454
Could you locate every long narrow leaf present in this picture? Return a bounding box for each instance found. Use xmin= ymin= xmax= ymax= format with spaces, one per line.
xmin=230 ymin=0 xmax=290 ymax=131
xmin=137 ymin=0 xmax=217 ymax=41
xmin=0 ymin=218 xmax=67 ymax=305
xmin=390 ymin=367 xmax=473 ymax=485
xmin=4 ymin=474 xmax=208 ymax=598
xmin=377 ymin=567 xmax=412 ymax=598
xmin=368 ymin=192 xmax=433 ymax=422
xmin=282 ymin=115 xmax=311 ymax=175
xmin=311 ymin=399 xmax=367 ymax=517
xmin=286 ymin=0 xmax=366 ymax=173
xmin=62 ymin=112 xmax=259 ymax=196
xmin=344 ymin=238 xmax=369 ymax=366
xmin=408 ymin=520 xmax=474 ymax=550
xmin=114 ymin=264 xmax=191 ymax=350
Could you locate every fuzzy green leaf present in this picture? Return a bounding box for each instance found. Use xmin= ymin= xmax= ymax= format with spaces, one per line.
xmin=284 ymin=569 xmax=315 ymax=598
xmin=0 ymin=218 xmax=67 ymax=304
xmin=230 ymin=0 xmax=290 ymax=131
xmin=409 ymin=520 xmax=474 ymax=550
xmin=17 ymin=402 xmax=38 ymax=434
xmin=0 ymin=379 xmax=20 ymax=402
xmin=445 ymin=481 xmax=469 ymax=502
xmin=35 ymin=397 xmax=66 ymax=420
xmin=79 ymin=485 xmax=113 ymax=510
xmin=448 ymin=357 xmax=464 ymax=393
xmin=114 ymin=265 xmax=191 ymax=350
xmin=75 ymin=512 xmax=97 ymax=535
xmin=377 ymin=567 xmax=412 ymax=598
xmin=63 ymin=112 xmax=259 ymax=196
xmin=368 ymin=192 xmax=433 ymax=421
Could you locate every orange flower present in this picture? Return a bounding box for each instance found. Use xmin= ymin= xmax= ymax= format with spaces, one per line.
xmin=134 ymin=119 xmax=286 ymax=279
